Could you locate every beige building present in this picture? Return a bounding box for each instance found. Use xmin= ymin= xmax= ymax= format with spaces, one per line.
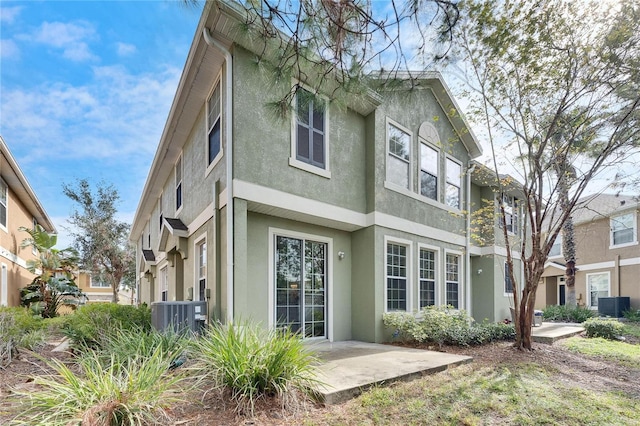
xmin=0 ymin=136 xmax=56 ymax=307
xmin=538 ymin=194 xmax=640 ymax=311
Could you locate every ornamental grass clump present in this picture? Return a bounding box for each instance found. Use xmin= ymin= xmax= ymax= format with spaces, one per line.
xmin=190 ymin=320 xmax=320 ymax=415
xmin=12 ymin=345 xmax=189 ymax=426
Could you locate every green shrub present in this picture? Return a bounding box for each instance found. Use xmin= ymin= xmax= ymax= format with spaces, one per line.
xmin=190 ymin=320 xmax=319 ymax=415
xmin=0 ymin=307 xmax=46 ymax=366
xmin=12 ymin=345 xmax=189 ymax=426
xmin=542 ymin=305 xmax=595 ymax=323
xmin=383 ymin=306 xmax=515 ymax=347
xmin=583 ymin=318 xmax=625 ymax=340
xmin=61 ymin=303 xmax=151 ymax=349
xmin=622 ymin=309 xmax=640 ymax=322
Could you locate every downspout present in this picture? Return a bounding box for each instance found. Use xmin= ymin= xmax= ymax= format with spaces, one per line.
xmin=466 ymin=163 xmax=476 ymax=316
xmin=203 ymin=26 xmax=234 ymax=323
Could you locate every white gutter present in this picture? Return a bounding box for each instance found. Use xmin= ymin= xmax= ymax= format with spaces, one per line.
xmin=203 ymin=26 xmax=234 ymax=323
xmin=466 ymin=163 xmax=476 ymax=316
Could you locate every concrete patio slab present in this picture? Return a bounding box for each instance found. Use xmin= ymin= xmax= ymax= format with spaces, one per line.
xmin=307 ymin=340 xmax=472 ymax=404
xmin=532 ymin=322 xmax=584 ymax=344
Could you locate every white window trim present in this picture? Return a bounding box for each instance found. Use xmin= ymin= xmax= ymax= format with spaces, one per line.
xmin=443 ymin=248 xmax=464 ymax=309
xmin=267 ymin=227 xmax=334 ymax=341
xmin=90 ymin=276 xmax=111 ymax=289
xmin=417 ymin=243 xmax=440 ymax=308
xmin=383 ymin=235 xmax=413 ymax=313
xmin=159 ymin=263 xmax=169 ymax=302
xmin=418 ymin=138 xmax=440 ymax=203
xmin=289 ymin=82 xmax=331 ymax=179
xmin=193 ymin=233 xmax=207 ymax=302
xmin=205 ymin=72 xmax=224 ymax=177
xmin=175 ymin=153 xmax=183 ymax=215
xmin=444 ymin=155 xmax=463 ymax=212
xmin=609 ymin=211 xmax=638 ymax=249
xmin=0 ymin=179 xmax=7 ymax=233
xmin=586 ymin=271 xmax=611 ymax=310
xmin=385 ymin=117 xmax=413 ymax=192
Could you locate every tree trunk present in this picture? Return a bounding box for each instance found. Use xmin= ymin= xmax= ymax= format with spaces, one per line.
xmin=557 ymin=159 xmax=577 ymax=307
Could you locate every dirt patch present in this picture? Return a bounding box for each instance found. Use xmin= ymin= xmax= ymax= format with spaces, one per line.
xmin=1 ymin=338 xmax=639 ymax=425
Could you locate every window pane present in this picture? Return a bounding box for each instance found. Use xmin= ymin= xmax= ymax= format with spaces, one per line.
xmin=588 ymin=273 xmax=609 ymax=307
xmin=614 ymin=228 xmax=634 ymax=245
xmin=446 ymin=159 xmax=461 ymax=185
xmin=420 ymin=172 xmax=437 ymax=200
xmin=420 ymin=143 xmax=438 ymax=175
xmin=388 ymin=155 xmax=409 ymax=188
xmin=312 ymin=130 xmax=325 ymax=167
xmin=612 ymin=214 xmax=635 ymax=245
xmin=312 ymin=107 xmax=324 ymax=132
xmin=388 ymin=124 xmax=410 ymax=160
xmin=297 ymin=90 xmax=311 ymax=125
xmin=549 ymin=236 xmax=562 ymax=257
xmin=387 ymin=243 xmax=407 ymax=311
xmin=208 ymin=119 xmax=221 ymax=164
xmin=0 ymin=205 xmax=5 ymax=228
xmin=446 ymin=184 xmax=460 ymax=209
xmin=297 ymin=125 xmax=310 ymax=160
xmin=208 ymin=82 xmax=220 ymax=128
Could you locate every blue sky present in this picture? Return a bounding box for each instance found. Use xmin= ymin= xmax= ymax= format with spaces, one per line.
xmin=1 ymin=0 xmax=203 ymax=247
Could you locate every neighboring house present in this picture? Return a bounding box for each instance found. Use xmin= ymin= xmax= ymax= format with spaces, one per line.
xmin=130 ymin=1 xmax=522 ymax=342
xmin=76 ymin=271 xmax=113 ymax=303
xmin=0 ymin=136 xmax=56 ymax=307
xmin=537 ymin=193 xmax=640 ymax=311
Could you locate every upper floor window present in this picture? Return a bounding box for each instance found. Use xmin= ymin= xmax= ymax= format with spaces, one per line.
xmin=158 ymin=193 xmax=163 ymax=231
xmin=500 ymin=194 xmax=519 ymax=234
xmin=504 ymin=261 xmax=513 ymax=293
xmin=295 ymin=88 xmax=326 ymax=169
xmin=91 ymin=276 xmax=111 ymax=288
xmin=387 ymin=122 xmax=411 ymax=189
xmin=420 ymin=143 xmax=438 ymax=201
xmin=0 ymin=179 xmax=7 ymax=230
xmin=175 ymin=155 xmax=183 ymax=212
xmin=611 ymin=212 xmax=637 ymax=247
xmin=445 ymin=158 xmax=461 ymax=209
xmin=207 ymin=79 xmax=222 ymax=166
xmin=386 ymin=242 xmax=408 ymax=311
xmin=549 ymin=234 xmax=562 ymax=257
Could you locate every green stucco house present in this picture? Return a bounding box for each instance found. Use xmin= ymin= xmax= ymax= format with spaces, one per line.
xmin=130 ymin=0 xmax=524 ymax=343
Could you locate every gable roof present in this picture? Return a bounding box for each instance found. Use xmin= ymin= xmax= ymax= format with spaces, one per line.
xmin=571 ymin=193 xmax=639 ymax=225
xmin=0 ymin=136 xmax=55 ymax=233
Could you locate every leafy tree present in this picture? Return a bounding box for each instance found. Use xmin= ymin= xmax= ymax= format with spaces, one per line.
xmin=455 ymin=0 xmax=640 ymax=349
xmin=63 ymin=179 xmax=136 ymax=303
xmin=19 ymin=225 xmax=83 ymax=318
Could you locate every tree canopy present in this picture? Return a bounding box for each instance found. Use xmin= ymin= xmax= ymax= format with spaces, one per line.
xmin=455 ymin=0 xmax=640 ymax=349
xmin=63 ymin=179 xmax=136 ymax=303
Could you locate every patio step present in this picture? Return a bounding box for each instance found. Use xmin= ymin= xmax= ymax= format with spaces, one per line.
xmin=309 ymin=341 xmax=472 ymax=404
xmin=531 ymin=322 xmax=584 ymax=344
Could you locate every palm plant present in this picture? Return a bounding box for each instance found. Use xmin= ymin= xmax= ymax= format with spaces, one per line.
xmin=19 ymin=225 xmax=83 ymax=318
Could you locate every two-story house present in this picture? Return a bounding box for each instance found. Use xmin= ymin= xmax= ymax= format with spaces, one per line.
xmin=0 ymin=136 xmax=56 ymax=307
xmin=538 ymin=193 xmax=640 ymax=311
xmin=130 ymin=1 xmax=523 ymax=342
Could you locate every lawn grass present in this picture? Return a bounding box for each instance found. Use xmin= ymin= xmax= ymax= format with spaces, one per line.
xmin=560 ymin=336 xmax=640 ymax=369
xmin=621 ymin=322 xmax=640 ymax=339
xmin=305 ymin=362 xmax=639 ymax=425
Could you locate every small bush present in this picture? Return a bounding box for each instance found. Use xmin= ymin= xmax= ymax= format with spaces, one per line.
xmin=383 ymin=306 xmax=515 ymax=347
xmin=190 ymin=320 xmax=319 ymax=415
xmin=13 ymin=345 xmax=188 ymax=426
xmin=622 ymin=309 xmax=640 ymax=322
xmin=542 ymin=305 xmax=595 ymax=323
xmin=583 ymin=318 xmax=625 ymax=340
xmin=61 ymin=303 xmax=151 ymax=349
xmin=0 ymin=307 xmax=45 ymax=366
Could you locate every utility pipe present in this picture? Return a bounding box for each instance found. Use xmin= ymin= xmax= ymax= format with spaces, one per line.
xmin=203 ymin=26 xmax=234 ymax=323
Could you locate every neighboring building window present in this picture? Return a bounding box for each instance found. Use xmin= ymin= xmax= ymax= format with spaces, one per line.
xmin=196 ymin=240 xmax=206 ymax=301
xmin=549 ymin=235 xmax=562 ymax=257
xmin=500 ymin=194 xmax=519 ymax=234
xmin=0 ymin=179 xmax=7 ymax=229
xmin=504 ymin=261 xmax=513 ymax=293
xmin=445 ymin=253 xmax=460 ymax=308
xmin=387 ymin=123 xmax=411 ymax=189
xmin=159 ymin=193 xmax=163 ymax=231
xmin=160 ymin=266 xmax=168 ymax=301
xmin=420 ymin=143 xmax=438 ymax=201
xmin=445 ymin=158 xmax=461 ymax=209
xmin=207 ymin=80 xmax=222 ymax=165
xmin=611 ymin=212 xmax=637 ymax=247
xmin=386 ymin=242 xmax=408 ymax=311
xmin=90 ymin=276 xmax=111 ymax=288
xmin=587 ymin=272 xmax=609 ymax=308
xmin=295 ymin=88 xmax=326 ymax=169
xmin=419 ymin=248 xmax=436 ymax=308
xmin=175 ymin=155 xmax=182 ymax=211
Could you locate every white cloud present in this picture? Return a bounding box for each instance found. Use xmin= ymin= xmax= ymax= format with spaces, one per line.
xmin=0 ymin=39 xmax=19 ymax=58
xmin=0 ymin=6 xmax=22 ymax=24
xmin=32 ymin=21 xmax=97 ymax=61
xmin=116 ymin=42 xmax=136 ymax=56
